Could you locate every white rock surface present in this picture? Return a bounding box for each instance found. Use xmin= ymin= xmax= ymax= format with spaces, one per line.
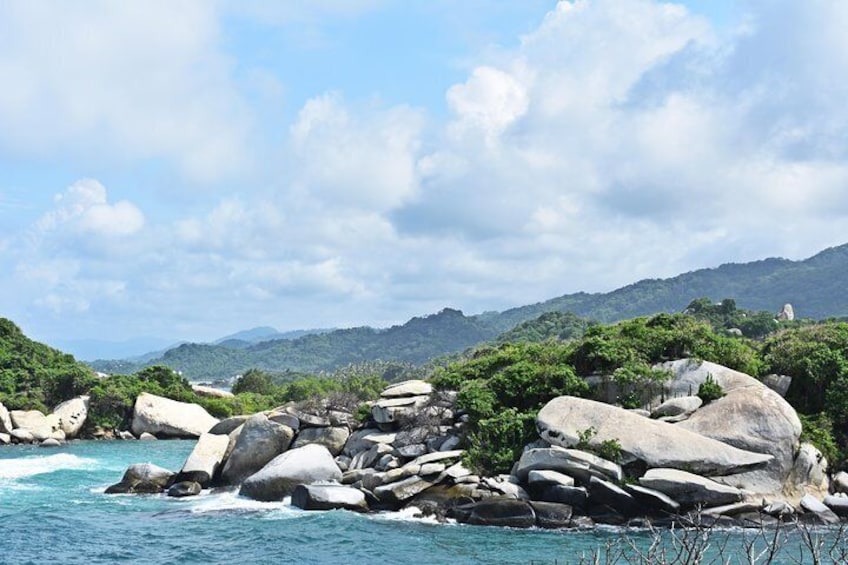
xmin=380 ymin=380 xmax=433 ymax=398
xmin=638 ymin=468 xmax=743 ymax=507
xmin=239 ymin=444 xmax=342 ymax=501
xmin=131 ymin=393 xmax=219 ymax=438
xmin=52 ymin=396 xmax=89 ymax=438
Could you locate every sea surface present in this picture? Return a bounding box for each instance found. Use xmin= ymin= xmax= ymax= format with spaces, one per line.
xmin=0 ymin=440 xmax=841 ymax=564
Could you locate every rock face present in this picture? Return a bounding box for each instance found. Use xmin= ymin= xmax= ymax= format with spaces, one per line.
xmin=105 ymin=463 xmax=175 ymax=494
xmin=380 ymin=380 xmax=433 ymax=398
xmin=131 ymin=393 xmax=218 ymax=438
xmin=651 ymin=396 xmax=702 ymax=418
xmin=52 ymin=396 xmax=89 ymax=438
xmin=638 ymin=468 xmax=743 ymax=508
xmin=10 ymin=410 xmax=57 ymax=441
xmin=675 ymin=363 xmax=802 ymax=494
xmin=291 ymin=426 xmax=350 ymax=456
xmin=537 ymin=396 xmax=772 ymax=476
xmin=291 ymin=484 xmax=368 ymax=512
xmin=449 ymin=498 xmax=537 ymax=528
xmin=239 ymin=444 xmax=342 ymax=502
xmin=0 ymin=402 xmax=12 ymax=434
xmin=175 ymin=432 xmax=230 ymax=487
xmin=516 ymin=446 xmax=622 ymax=484
xmin=221 ymin=414 xmax=294 ymax=485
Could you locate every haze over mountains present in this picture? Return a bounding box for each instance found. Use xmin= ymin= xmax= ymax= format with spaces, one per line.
xmin=88 ymin=243 xmax=848 ymax=380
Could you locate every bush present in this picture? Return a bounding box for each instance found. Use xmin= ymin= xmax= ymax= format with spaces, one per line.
xmin=697 ymin=374 xmax=725 ymax=404
xmin=464 ymin=409 xmax=536 ymax=475
xmin=799 ymin=413 xmax=839 ymax=467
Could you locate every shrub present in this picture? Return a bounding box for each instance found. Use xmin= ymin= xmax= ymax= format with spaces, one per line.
xmin=464 ymin=409 xmax=536 ymax=475
xmin=697 ymin=374 xmax=725 ymax=404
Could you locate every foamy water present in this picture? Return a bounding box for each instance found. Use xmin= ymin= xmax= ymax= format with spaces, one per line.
xmin=0 ymin=452 xmax=98 ymax=481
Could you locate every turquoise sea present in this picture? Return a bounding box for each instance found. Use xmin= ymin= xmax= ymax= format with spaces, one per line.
xmin=0 ymin=440 xmax=842 ymax=564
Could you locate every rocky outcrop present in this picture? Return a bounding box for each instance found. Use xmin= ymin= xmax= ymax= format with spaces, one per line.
xmin=239 ymin=444 xmax=342 ymax=502
xmin=105 ymin=463 xmax=175 ymax=494
xmin=638 ymin=468 xmax=743 ymax=508
xmin=175 ymin=432 xmax=230 ymax=487
xmin=537 ymin=396 xmax=772 ymax=475
xmin=516 ymin=447 xmax=622 ymax=484
xmin=381 ymin=380 xmax=433 ymax=398
xmin=0 ymin=402 xmax=12 ymax=434
xmin=52 ymin=396 xmax=89 ymax=438
xmin=291 ymin=426 xmax=350 ymax=456
xmin=292 ymin=484 xmax=368 ymax=512
xmin=131 ymin=393 xmax=218 ymax=438
xmin=221 ymin=414 xmax=294 ymax=485
xmin=10 ymin=409 xmax=57 ymax=441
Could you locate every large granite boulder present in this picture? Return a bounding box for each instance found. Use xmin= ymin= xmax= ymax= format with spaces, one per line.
xmin=291 ymin=484 xmax=368 ymax=512
xmin=674 ymin=362 xmax=802 ymax=495
xmin=380 ymin=380 xmax=433 ymax=398
xmin=516 ymin=446 xmax=622 ymax=484
xmin=638 ymin=468 xmax=743 ymax=508
xmin=291 ymin=426 xmax=350 ymax=456
xmin=651 ymin=396 xmax=702 ymax=418
xmin=371 ymin=396 xmax=430 ymax=425
xmin=168 ymin=481 xmax=202 ymax=497
xmin=105 ymin=463 xmax=175 ymax=494
xmin=131 ymin=393 xmax=218 ymax=438
xmin=175 ymin=433 xmax=230 ymax=487
xmin=449 ymin=498 xmax=537 ymax=528
xmin=374 ymin=475 xmax=435 ymax=504
xmin=537 ymin=396 xmax=772 ymax=476
xmin=655 ymin=359 xmax=764 ymax=397
xmin=52 ymin=396 xmax=89 ymax=438
xmin=208 ymin=415 xmax=249 ymax=435
xmin=239 ymin=444 xmax=342 ymax=502
xmin=0 ymin=401 xmax=12 ymax=434
xmin=191 ymin=385 xmax=234 ymax=399
xmin=10 ymin=410 xmax=57 ymax=441
xmin=221 ymin=414 xmax=294 ymax=485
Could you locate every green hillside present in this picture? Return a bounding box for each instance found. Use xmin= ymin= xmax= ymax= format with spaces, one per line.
xmin=90 ymin=243 xmax=848 ymax=380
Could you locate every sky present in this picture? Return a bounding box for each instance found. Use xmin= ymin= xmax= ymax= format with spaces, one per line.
xmin=2 ymin=0 xmax=848 ymax=350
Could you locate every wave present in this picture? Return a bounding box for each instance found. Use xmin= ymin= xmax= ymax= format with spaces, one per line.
xmin=369 ymin=505 xmax=453 ymax=526
xmin=0 ymin=453 xmax=98 ymax=481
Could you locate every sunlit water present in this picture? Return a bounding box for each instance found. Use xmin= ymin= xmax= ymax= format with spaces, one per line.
xmin=0 ymin=441 xmax=841 ymax=564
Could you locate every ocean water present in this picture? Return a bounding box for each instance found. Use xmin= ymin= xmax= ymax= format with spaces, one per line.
xmin=0 ymin=441 xmax=840 ymax=564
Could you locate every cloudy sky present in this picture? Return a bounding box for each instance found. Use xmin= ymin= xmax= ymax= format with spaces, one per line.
xmin=2 ymin=0 xmax=847 ymax=350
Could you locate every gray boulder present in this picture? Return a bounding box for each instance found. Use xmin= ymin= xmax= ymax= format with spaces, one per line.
xmin=51 ymin=396 xmax=89 ymax=438
xmin=291 ymin=426 xmax=350 ymax=456
xmin=677 ymin=370 xmax=801 ymax=495
xmin=191 ymin=385 xmax=234 ymax=399
xmin=0 ymin=432 xmax=10 ymax=445
xmin=624 ymin=484 xmax=680 ymax=514
xmin=449 ymin=498 xmax=536 ymax=528
xmin=239 ymin=444 xmax=341 ymax=501
xmin=39 ymin=438 xmax=62 ymax=447
xmin=371 ymin=395 xmax=429 ymax=424
xmin=527 ymin=470 xmax=575 ymax=488
xmin=267 ymin=412 xmax=300 ymax=431
xmin=0 ymin=401 xmax=13 ymax=434
xmin=105 ymin=463 xmax=175 ymax=494
xmin=291 ymin=483 xmax=368 ymax=512
xmin=832 ymin=471 xmax=848 ymax=494
xmin=131 ymin=393 xmax=218 ymax=438
xmin=638 ymin=468 xmax=743 ymax=508
xmin=380 ymin=380 xmax=433 ymax=398
xmin=789 ymin=443 xmax=829 ymax=495
xmin=343 ymin=428 xmax=393 ymax=457
xmin=139 ymin=432 xmax=157 ymax=441
xmin=587 ymin=476 xmax=641 ymax=517
xmin=515 ymin=446 xmax=622 ymax=484
xmin=651 ymin=396 xmax=702 ymax=418
xmin=168 ymin=481 xmax=202 ymax=497
xmin=823 ymin=494 xmax=848 ymax=517
xmin=10 ymin=410 xmax=56 ymax=441
xmin=762 ymin=374 xmax=792 ymax=397
xmin=374 ymin=475 xmax=434 ymax=504
xmin=800 ymin=494 xmax=840 ymax=525
xmin=529 ymin=501 xmax=574 ymax=529
xmin=175 ymin=433 xmax=230 ymax=487
xmin=208 ymin=415 xmax=250 ymax=435
xmin=537 ymin=396 xmax=772 ymax=476
xmin=221 ymin=414 xmax=294 ymax=485
xmin=534 ymin=485 xmax=589 ymax=508
xmin=10 ymin=428 xmax=34 ymax=443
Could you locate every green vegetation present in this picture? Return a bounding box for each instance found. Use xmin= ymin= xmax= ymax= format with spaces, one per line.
xmin=697 ymin=374 xmax=725 ymax=404
xmin=432 ymin=341 xmax=589 ymax=473
xmin=0 ymin=318 xmax=97 ymax=413
xmin=495 ymin=311 xmax=593 ymax=343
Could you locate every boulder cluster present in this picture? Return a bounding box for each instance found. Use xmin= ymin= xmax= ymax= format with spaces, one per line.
xmin=0 ymin=396 xmax=88 ymax=447
xmin=92 ymin=359 xmax=848 ymax=528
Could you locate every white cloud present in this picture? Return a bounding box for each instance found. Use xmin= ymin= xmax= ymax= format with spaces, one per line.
xmin=36 ymin=179 xmax=144 ymax=238
xmin=0 ymin=1 xmax=251 ymax=182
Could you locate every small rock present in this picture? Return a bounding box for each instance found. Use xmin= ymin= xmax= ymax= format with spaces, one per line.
xmin=139 ymin=432 xmax=158 ymax=441
xmin=168 ymin=481 xmax=202 ymax=497
xmin=291 ymin=484 xmax=368 ymax=512
xmin=39 ymin=438 xmax=62 ymax=447
xmin=380 ymin=380 xmax=433 ymax=398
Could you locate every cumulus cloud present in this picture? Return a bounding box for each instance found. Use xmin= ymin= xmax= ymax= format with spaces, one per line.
xmin=7 ymin=0 xmax=848 ymax=343
xmin=0 ymin=1 xmax=251 ymax=182
xmin=36 ymin=179 xmax=144 ymax=238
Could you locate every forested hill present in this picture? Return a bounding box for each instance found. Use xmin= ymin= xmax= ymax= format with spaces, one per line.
xmin=90 ymin=242 xmax=848 ymax=380
xmin=488 ymin=243 xmax=848 ymax=331
xmin=90 ymin=308 xmax=499 ymax=380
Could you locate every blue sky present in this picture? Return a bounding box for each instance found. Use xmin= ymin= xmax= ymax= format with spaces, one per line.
xmin=2 ymin=0 xmax=847 ymax=353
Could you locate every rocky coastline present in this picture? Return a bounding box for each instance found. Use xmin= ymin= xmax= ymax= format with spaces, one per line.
xmin=5 ymin=358 xmax=848 ymax=529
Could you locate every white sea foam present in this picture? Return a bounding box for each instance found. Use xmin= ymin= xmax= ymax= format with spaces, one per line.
xmin=183 ymin=490 xmax=299 ymax=516
xmin=370 ymin=505 xmax=453 ymax=526
xmin=0 ymin=453 xmax=98 ymax=481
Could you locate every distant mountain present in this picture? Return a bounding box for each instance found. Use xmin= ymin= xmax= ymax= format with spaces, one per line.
xmin=52 ymin=336 xmax=180 ymax=362
xmin=488 ymin=243 xmax=848 ymax=330
xmin=89 ymin=243 xmax=848 ymax=380
xmin=90 ymin=308 xmax=496 ymax=380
